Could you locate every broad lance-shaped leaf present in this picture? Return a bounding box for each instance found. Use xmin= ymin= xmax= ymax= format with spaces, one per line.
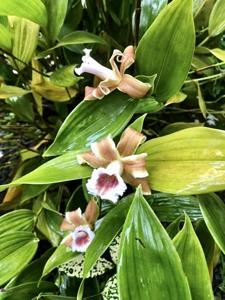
xmin=0 ymin=0 xmax=47 ymax=27
xmin=118 ymin=188 xmax=191 ymax=300
xmin=173 ymin=215 xmax=213 ymax=300
xmin=208 ymin=0 xmax=225 ymax=37
xmin=0 ymin=153 xmax=91 ymax=192
xmin=0 ymin=231 xmax=38 ymax=285
xmin=136 ymin=0 xmax=195 ymax=101
xmin=77 ymin=196 xmax=132 ymax=300
xmin=0 ymin=24 xmax=12 ymax=51
xmin=138 ymin=127 xmax=225 ymax=194
xmin=198 ymin=193 xmax=225 ymax=254
xmin=44 ymin=92 xmax=137 ymax=156
xmin=45 ymin=0 xmax=68 ymax=44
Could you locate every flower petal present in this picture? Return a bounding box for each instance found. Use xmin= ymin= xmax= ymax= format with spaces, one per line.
xmin=66 ymin=209 xmax=87 ymax=227
xmin=61 ymin=234 xmax=73 ymax=248
xmin=84 ymin=199 xmax=99 ymax=226
xmin=86 ymin=167 xmax=127 ymax=203
xmin=109 ymin=49 xmax=124 ymax=79
xmin=77 ymin=150 xmax=107 ymax=168
xmin=122 ymin=153 xmax=149 ymax=178
xmin=60 ymin=219 xmax=76 ymax=232
xmin=117 ymin=127 xmax=146 ymax=157
xmin=118 ymin=74 xmax=151 ymax=99
xmin=120 ymin=45 xmax=135 ymax=75
xmin=91 ymin=136 xmax=120 ymax=162
xmin=123 ymin=173 xmax=151 ymax=195
xmin=71 ymin=225 xmax=95 ymax=252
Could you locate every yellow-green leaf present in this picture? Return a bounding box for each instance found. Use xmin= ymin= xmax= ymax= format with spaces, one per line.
xmin=209 ymin=48 xmax=225 ymax=62
xmin=0 ymin=24 xmax=12 ymax=50
xmin=0 ymin=84 xmax=30 ymax=98
xmin=138 ymin=127 xmax=225 ymax=194
xmin=8 ymin=16 xmax=39 ymax=70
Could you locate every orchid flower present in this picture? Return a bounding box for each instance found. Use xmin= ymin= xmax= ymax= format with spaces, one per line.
xmin=74 ymin=46 xmax=151 ymax=100
xmin=77 ymin=127 xmax=151 ymax=202
xmin=60 ymin=200 xmax=99 ymax=252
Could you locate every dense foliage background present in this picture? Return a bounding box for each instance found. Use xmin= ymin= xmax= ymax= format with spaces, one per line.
xmin=0 ymin=0 xmax=225 ymax=299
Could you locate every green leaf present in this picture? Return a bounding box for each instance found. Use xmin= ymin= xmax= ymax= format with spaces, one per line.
xmin=118 ymin=188 xmax=191 ymax=300
xmin=0 ymin=153 xmax=91 ymax=192
xmin=45 ymin=0 xmax=68 ymax=44
xmin=0 ymin=24 xmax=12 ymax=51
xmin=42 ymin=244 xmax=77 ymax=277
xmin=0 ymin=84 xmax=30 ymax=98
xmin=7 ymin=249 xmax=54 ymax=287
xmin=135 ymin=96 xmax=164 ymax=113
xmin=138 ymin=127 xmax=225 ymax=194
xmin=136 ymin=0 xmax=195 ymax=101
xmin=37 ymin=296 xmax=75 ymax=300
xmin=50 ymin=65 xmax=81 ymax=88
xmin=0 ymin=0 xmax=47 ymax=27
xmin=198 ymin=193 xmax=225 ymax=254
xmin=0 ymin=231 xmax=38 ymax=285
xmin=173 ymin=215 xmax=213 ymax=300
xmin=44 ymin=92 xmax=137 ymax=156
xmin=148 ymin=193 xmax=202 ymax=222
xmin=77 ymin=196 xmax=132 ymax=300
xmin=6 ymin=96 xmax=34 ymax=122
xmin=139 ymin=0 xmax=168 ymax=38
xmin=0 ymin=282 xmax=57 ymax=300
xmin=8 ymin=16 xmax=39 ymax=70
xmin=208 ymin=0 xmax=225 ymax=37
xmin=196 ymin=83 xmax=207 ymax=118
xmin=129 ymin=114 xmax=147 ymax=132
xmin=0 ymin=209 xmax=35 ymax=235
xmin=37 ymin=31 xmax=107 ymax=58
xmin=193 ymin=0 xmax=206 ymax=17
xmin=165 ymin=91 xmax=187 ymax=106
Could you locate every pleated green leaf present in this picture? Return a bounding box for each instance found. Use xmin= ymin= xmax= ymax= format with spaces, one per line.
xmin=45 ymin=0 xmax=68 ymax=43
xmin=42 ymin=244 xmax=77 ymax=277
xmin=208 ymin=0 xmax=225 ymax=37
xmin=0 ymin=282 xmax=57 ymax=300
xmin=0 ymin=24 xmax=11 ymax=51
xmin=44 ymin=92 xmax=137 ymax=156
xmin=118 ymin=188 xmax=191 ymax=300
xmin=0 ymin=153 xmax=91 ymax=192
xmin=0 ymin=209 xmax=35 ymax=235
xmin=136 ymin=0 xmax=195 ymax=101
xmin=198 ymin=193 xmax=225 ymax=254
xmin=148 ymin=193 xmax=202 ymax=222
xmin=138 ymin=127 xmax=225 ymax=194
xmin=8 ymin=16 xmax=39 ymax=70
xmin=0 ymin=0 xmax=47 ymax=27
xmin=173 ymin=215 xmax=213 ymax=300
xmin=0 ymin=231 xmax=38 ymax=285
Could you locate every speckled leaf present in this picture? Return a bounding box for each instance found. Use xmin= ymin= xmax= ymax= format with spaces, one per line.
xmin=173 ymin=215 xmax=213 ymax=300
xmin=136 ymin=0 xmax=195 ymax=101
xmin=44 ymin=92 xmax=137 ymax=156
xmin=0 ymin=231 xmax=38 ymax=285
xmin=0 ymin=0 xmax=47 ymax=27
xmin=118 ymin=188 xmax=191 ymax=300
xmin=198 ymin=193 xmax=225 ymax=254
xmin=138 ymin=127 xmax=225 ymax=194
